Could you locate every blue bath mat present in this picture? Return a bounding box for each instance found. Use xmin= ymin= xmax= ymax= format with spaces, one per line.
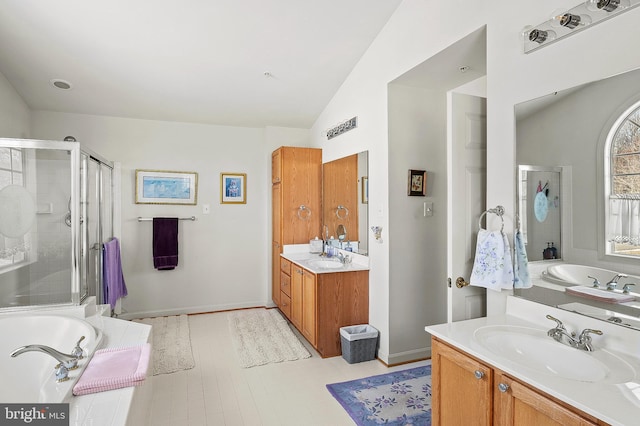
xmin=326 ymin=364 xmax=432 ymax=426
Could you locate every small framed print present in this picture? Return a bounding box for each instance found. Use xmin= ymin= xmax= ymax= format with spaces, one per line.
xmin=221 ymin=173 xmax=246 ymax=204
xmin=135 ymin=169 xmax=198 ymax=205
xmin=408 ymin=169 xmax=426 ymax=196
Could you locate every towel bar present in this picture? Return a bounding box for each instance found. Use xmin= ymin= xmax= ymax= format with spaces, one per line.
xmin=137 ymin=216 xmax=196 ymax=222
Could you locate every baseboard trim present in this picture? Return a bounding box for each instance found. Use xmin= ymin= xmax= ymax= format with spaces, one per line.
xmin=386 ymin=347 xmax=431 ymax=366
xmin=118 ymin=301 xmax=269 ymax=320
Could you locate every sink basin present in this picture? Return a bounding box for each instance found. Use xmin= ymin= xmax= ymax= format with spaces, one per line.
xmin=309 ymin=260 xmax=344 ymax=270
xmin=473 ymin=325 xmax=636 ymax=384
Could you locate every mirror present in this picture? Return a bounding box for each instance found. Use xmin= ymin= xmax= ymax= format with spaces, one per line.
xmin=322 ymin=151 xmax=368 ymax=255
xmin=517 ymin=165 xmax=562 ymax=261
xmin=514 ymin=67 xmax=640 ymax=330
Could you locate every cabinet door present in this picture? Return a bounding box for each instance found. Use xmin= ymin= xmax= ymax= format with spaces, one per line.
xmin=280 ymin=147 xmax=322 ymax=244
xmin=494 ymin=372 xmax=598 ymax=426
xmin=302 ymin=269 xmax=317 ymax=346
xmin=431 ymin=338 xmax=492 ymax=426
xmin=291 ymin=266 xmax=303 ymax=330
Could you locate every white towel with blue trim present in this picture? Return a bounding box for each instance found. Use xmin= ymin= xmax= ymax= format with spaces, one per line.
xmin=470 ymin=229 xmax=514 ymax=291
xmin=513 ymin=230 xmax=532 ymax=289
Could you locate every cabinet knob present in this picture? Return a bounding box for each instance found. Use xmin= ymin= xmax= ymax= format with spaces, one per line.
xmin=474 ymin=370 xmax=484 ymax=379
xmin=498 ymin=383 xmax=510 ymax=393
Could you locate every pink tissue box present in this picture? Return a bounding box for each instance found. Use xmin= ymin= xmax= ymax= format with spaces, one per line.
xmin=73 ymin=344 xmax=151 ymax=396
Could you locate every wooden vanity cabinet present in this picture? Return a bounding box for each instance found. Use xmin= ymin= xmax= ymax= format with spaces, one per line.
xmin=281 ymin=262 xmax=369 ymax=358
xmin=431 ymin=338 xmax=603 ymax=426
xmin=271 ymin=146 xmax=322 ymax=310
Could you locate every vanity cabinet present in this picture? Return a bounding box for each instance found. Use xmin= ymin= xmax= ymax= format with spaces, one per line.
xmin=282 ymin=259 xmax=369 ymax=358
xmin=431 ymin=338 xmax=603 ymax=426
xmin=271 ymin=146 xmax=322 ymax=311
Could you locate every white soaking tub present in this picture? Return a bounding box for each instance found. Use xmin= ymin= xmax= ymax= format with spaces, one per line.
xmin=1 ymin=314 xmax=102 ymax=403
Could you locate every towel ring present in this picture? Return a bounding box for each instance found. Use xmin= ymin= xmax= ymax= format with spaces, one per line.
xmin=297 ymin=205 xmax=311 ymax=220
xmin=478 ymin=205 xmax=505 ymax=233
xmin=335 ymin=205 xmax=349 ymax=219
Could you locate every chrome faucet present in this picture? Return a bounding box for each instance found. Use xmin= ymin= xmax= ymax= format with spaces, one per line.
xmin=337 ymin=252 xmax=351 ymax=264
xmin=10 ymin=336 xmax=85 ymax=383
xmin=606 ymin=273 xmax=628 ymax=290
xmin=546 ymin=315 xmax=603 ymax=352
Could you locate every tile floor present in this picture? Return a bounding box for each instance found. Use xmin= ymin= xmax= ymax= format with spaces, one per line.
xmin=147 ymin=309 xmax=428 ymax=426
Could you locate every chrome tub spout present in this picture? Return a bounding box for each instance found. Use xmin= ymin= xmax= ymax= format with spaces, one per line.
xmin=10 ymin=344 xmax=78 ymax=370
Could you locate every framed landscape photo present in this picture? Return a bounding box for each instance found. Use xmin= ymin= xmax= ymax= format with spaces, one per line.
xmin=408 ymin=169 xmax=427 ymax=196
xmin=221 ymin=173 xmax=246 ymax=204
xmin=135 ymin=169 xmax=198 ymax=205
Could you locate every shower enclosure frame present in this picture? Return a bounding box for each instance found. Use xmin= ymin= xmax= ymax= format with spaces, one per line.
xmin=0 ymin=138 xmax=115 ymax=312
xmin=80 ymin=146 xmax=115 ymax=306
xmin=0 ymin=138 xmax=81 ymax=310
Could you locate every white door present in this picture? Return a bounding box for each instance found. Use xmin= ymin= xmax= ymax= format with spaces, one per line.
xmin=447 ymin=92 xmax=487 ymax=322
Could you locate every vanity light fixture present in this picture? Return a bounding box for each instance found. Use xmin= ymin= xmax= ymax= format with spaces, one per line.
xmin=326 ymin=117 xmax=358 ymax=140
xmin=523 ymin=0 xmax=639 ymax=53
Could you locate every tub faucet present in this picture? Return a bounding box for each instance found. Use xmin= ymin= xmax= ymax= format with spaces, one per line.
xmin=606 ymin=273 xmax=628 ymax=290
xmin=10 ymin=343 xmax=81 ymax=382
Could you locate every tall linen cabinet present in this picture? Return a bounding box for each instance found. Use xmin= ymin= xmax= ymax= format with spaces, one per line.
xmin=271 ymin=147 xmax=322 ymax=310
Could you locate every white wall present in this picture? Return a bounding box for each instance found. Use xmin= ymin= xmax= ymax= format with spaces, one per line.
xmin=311 ymin=0 xmax=640 ymax=363
xmin=0 ymin=71 xmax=30 ymax=138
xmin=29 ymin=111 xmax=309 ymax=317
xmin=387 ymin=84 xmax=447 ymax=363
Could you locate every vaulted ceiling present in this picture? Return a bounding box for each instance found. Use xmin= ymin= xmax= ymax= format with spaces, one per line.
xmin=0 ymin=0 xmax=402 ymax=128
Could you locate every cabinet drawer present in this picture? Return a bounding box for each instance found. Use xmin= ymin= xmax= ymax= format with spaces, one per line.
xmin=280 ymin=292 xmax=291 ymax=319
xmin=280 ymin=258 xmax=291 ymax=275
xmin=280 ymin=271 xmax=291 ymax=297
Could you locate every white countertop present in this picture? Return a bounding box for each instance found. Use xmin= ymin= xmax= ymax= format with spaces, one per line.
xmin=425 ymin=296 xmax=640 ymax=426
xmin=281 ymin=244 xmax=369 ymax=274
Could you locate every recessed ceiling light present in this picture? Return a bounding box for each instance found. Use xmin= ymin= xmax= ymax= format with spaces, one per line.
xmin=50 ymin=79 xmax=73 ymax=90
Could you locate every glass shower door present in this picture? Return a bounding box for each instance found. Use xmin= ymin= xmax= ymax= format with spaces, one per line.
xmin=79 ymin=153 xmax=113 ymax=304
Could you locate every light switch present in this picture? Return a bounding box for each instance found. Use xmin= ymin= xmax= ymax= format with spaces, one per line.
xmin=424 ymin=202 xmax=433 ymax=217
xmin=203 ymin=204 xmax=210 ymax=214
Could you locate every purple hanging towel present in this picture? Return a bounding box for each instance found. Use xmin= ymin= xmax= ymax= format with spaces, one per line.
xmin=103 ymin=237 xmax=128 ymax=309
xmin=153 ymin=217 xmax=179 ymax=270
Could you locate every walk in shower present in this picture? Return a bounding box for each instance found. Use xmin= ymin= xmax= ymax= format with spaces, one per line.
xmin=0 ymin=138 xmax=114 ymax=310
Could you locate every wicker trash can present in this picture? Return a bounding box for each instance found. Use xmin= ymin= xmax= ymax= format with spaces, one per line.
xmin=340 ymin=325 xmax=378 ymax=364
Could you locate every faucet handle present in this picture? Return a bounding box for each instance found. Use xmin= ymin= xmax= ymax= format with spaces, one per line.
xmin=546 ymin=314 xmax=565 ymax=329
xmin=623 ymin=283 xmax=636 ymax=294
xmin=588 ymin=276 xmax=601 ymax=288
xmin=71 ymin=336 xmax=86 ymax=360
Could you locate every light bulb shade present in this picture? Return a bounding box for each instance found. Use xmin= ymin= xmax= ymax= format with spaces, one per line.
xmin=528 ymin=29 xmax=556 ymax=44
xmin=559 ymin=13 xmax=582 ymax=28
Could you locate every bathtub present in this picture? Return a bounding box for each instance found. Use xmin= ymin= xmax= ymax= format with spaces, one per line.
xmin=542 ymin=263 xmax=640 ymax=287
xmin=1 ymin=314 xmax=102 ymax=403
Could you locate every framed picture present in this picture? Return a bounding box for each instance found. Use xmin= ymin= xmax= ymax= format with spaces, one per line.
xmin=362 ymin=176 xmax=368 ymax=204
xmin=135 ymin=169 xmax=198 ymax=205
xmin=221 ymin=173 xmax=247 ymax=204
xmin=408 ymin=169 xmax=427 ymax=196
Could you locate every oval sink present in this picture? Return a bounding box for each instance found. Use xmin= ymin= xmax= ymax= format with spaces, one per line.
xmin=473 ymin=325 xmax=635 ymax=384
xmin=309 ymin=260 xmax=344 ymax=270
